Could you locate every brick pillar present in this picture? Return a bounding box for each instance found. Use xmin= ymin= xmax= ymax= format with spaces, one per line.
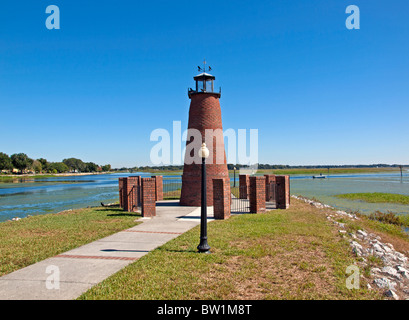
xmin=276 ymin=175 xmax=290 ymax=209
xmin=141 ymin=177 xmax=156 ymax=217
xmin=118 ymin=177 xmax=125 ymax=208
xmin=123 ymin=176 xmax=140 ymax=212
xmin=153 ymin=176 xmax=163 ymax=201
xmin=264 ymin=174 xmax=276 ymax=201
xmin=239 ymin=174 xmax=250 ymax=199
xmin=249 ymin=176 xmax=266 ymax=213
xmin=213 ymin=178 xmax=231 ymax=220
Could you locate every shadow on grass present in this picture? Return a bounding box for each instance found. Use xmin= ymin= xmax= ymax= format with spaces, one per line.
xmin=160 ymin=248 xmax=198 ymax=253
xmin=101 ymin=249 xmax=149 ymax=253
xmin=107 ymin=213 xmax=141 ymax=217
xmin=97 ymin=207 xmax=141 ymax=217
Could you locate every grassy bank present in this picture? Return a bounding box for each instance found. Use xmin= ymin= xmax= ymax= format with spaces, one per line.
xmin=2 ymin=198 xmax=408 ymax=299
xmin=78 ymin=199 xmax=386 ymax=300
xmin=336 ymin=192 xmax=409 ymax=206
xmin=0 ymin=207 xmax=140 ymax=277
xmin=0 ymin=172 xmax=113 ymax=182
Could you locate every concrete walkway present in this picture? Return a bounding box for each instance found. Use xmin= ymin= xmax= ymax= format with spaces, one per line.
xmin=0 ymin=200 xmax=214 ymax=300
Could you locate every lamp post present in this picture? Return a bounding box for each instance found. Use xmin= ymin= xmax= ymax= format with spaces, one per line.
xmin=233 ymin=166 xmax=236 ymax=188
xmin=197 ymin=142 xmax=210 ymax=253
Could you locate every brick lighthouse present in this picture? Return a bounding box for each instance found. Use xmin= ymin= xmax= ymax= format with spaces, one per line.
xmin=180 ymin=62 xmax=230 ymax=206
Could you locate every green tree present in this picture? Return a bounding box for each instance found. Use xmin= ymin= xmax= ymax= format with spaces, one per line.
xmin=84 ymin=162 xmax=99 ymax=172
xmin=0 ymin=152 xmax=13 ymax=171
xmin=48 ymin=162 xmax=69 ymax=173
xmin=63 ymin=158 xmax=85 ymax=172
xmin=11 ymin=153 xmax=33 ymax=173
xmin=37 ymin=158 xmax=48 ymax=172
xmin=31 ymin=160 xmax=43 ymax=173
xmin=101 ymin=164 xmax=111 ymax=172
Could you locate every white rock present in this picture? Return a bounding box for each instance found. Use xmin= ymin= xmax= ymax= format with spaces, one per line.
xmin=370 ymin=267 xmax=381 ymax=276
xmin=382 ymin=266 xmax=398 ymax=278
xmin=373 ymin=244 xmax=384 ymax=253
xmin=373 ymin=278 xmax=397 ymax=290
xmin=396 ymin=265 xmax=409 ymax=273
xmin=357 ymin=230 xmax=368 ymax=238
xmin=396 ymin=266 xmax=409 ymax=279
xmin=394 ymin=252 xmax=407 ymax=260
xmin=383 ymin=246 xmax=395 ymax=255
xmin=385 ymin=243 xmax=394 ymax=250
xmin=351 ymin=241 xmax=363 ymax=256
xmin=384 ymin=289 xmax=399 ymax=300
xmin=351 ymin=241 xmax=363 ymax=249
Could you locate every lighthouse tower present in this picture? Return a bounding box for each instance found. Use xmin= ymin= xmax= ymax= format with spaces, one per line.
xmin=180 ymin=63 xmax=230 ymax=206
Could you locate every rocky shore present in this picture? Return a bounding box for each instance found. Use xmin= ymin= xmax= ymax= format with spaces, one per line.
xmin=292 ymin=195 xmax=409 ymax=300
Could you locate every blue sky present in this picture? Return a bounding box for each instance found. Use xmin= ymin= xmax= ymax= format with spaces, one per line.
xmin=0 ymin=0 xmax=408 ymax=167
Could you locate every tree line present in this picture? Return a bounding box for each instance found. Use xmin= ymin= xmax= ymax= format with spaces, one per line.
xmin=0 ymin=152 xmax=111 ymax=174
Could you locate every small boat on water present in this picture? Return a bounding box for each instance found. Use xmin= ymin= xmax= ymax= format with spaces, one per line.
xmin=312 ymin=174 xmax=327 ymax=179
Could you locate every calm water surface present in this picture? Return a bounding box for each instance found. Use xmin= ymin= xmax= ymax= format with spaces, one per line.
xmin=0 ymin=173 xmax=151 ymax=222
xmin=0 ymin=172 xmax=408 ymax=222
xmin=290 ymin=172 xmax=409 ymax=215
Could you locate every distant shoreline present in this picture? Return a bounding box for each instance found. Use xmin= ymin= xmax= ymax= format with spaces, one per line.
xmin=0 ymin=172 xmax=113 ymax=180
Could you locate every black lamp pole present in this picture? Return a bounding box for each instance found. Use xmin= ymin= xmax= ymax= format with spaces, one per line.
xmin=233 ymin=167 xmax=236 ymax=188
xmin=197 ymin=144 xmax=210 ymax=253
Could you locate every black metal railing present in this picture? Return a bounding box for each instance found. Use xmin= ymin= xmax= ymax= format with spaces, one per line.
xmin=230 ymin=186 xmax=250 ymax=213
xmin=162 ymin=176 xmax=182 ymax=200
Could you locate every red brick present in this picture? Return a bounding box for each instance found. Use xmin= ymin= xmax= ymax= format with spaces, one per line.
xmin=276 ymin=175 xmax=290 ymax=209
xmin=122 ymin=176 xmax=140 ymax=212
xmin=213 ymin=178 xmax=231 ymax=220
xmin=180 ymin=92 xmax=229 ymax=206
xmin=141 ymin=177 xmax=156 ymax=217
xmin=249 ymin=176 xmax=266 ymax=213
xmin=153 ymin=176 xmax=163 ymax=201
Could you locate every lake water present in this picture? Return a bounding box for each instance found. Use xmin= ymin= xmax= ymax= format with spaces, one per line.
xmin=290 ymin=172 xmax=409 ymax=215
xmin=0 ymin=172 xmax=408 ymax=223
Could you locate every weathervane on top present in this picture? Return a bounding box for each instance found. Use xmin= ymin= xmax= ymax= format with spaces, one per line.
xmin=198 ymin=59 xmax=212 ymax=73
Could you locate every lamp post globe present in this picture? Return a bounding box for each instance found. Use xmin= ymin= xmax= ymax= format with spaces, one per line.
xmin=197 ymin=143 xmax=211 ymax=253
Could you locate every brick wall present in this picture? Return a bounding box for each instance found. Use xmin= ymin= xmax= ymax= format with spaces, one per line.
xmin=213 ymin=178 xmax=231 ymax=220
xmin=239 ymin=174 xmax=250 ymax=199
xmin=249 ymin=176 xmax=266 ymax=213
xmin=276 ymin=175 xmax=290 ymax=209
xmin=153 ymin=176 xmax=163 ymax=201
xmin=118 ymin=177 xmax=125 ymax=208
xmin=141 ymin=177 xmax=156 ymax=217
xmin=123 ymin=176 xmax=140 ymax=212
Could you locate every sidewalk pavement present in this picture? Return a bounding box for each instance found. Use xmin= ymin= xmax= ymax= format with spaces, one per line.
xmin=0 ymin=200 xmax=214 ymax=300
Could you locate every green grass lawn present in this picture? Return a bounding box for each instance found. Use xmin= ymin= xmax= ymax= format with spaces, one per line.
xmin=0 ymin=207 xmax=140 ymax=276
xmin=335 ymin=192 xmax=409 ymax=205
xmin=3 ymin=198 xmax=408 ymax=300
xmin=78 ymin=200 xmax=382 ymax=300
